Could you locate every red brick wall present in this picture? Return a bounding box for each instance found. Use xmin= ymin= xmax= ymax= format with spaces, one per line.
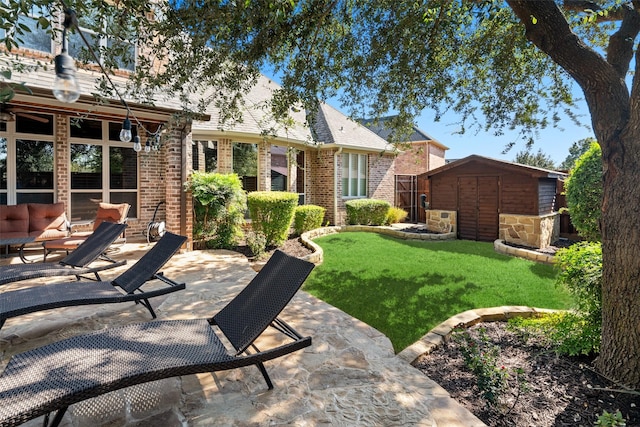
xmin=55 ymin=115 xmax=69 ymax=209
xmin=394 ymin=141 xmax=446 ymax=175
xmin=369 ymin=152 xmax=396 ymax=203
xmin=306 ymin=149 xmax=336 ymax=224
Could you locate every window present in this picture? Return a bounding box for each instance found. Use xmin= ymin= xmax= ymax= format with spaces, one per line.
xmin=269 ymin=145 xmax=305 ymax=204
xmin=68 ymin=8 xmax=136 ymax=71
xmin=342 ymin=153 xmax=367 ymax=198
xmin=270 ymin=145 xmax=287 ymax=191
xmin=1 ymin=4 xmax=52 ymax=53
xmin=69 ymin=119 xmax=138 ymax=221
xmin=233 ymin=142 xmax=258 ymax=192
xmin=192 ymin=140 xmax=217 ymax=172
xmin=0 ymin=113 xmax=55 ymax=205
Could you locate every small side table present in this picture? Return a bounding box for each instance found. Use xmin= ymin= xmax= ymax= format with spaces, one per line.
xmin=0 ymin=237 xmax=37 ymax=263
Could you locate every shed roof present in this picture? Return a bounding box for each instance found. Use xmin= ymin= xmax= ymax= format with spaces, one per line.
xmin=426 ymin=154 xmax=567 ymax=179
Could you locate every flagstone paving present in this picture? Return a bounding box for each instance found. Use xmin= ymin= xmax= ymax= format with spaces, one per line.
xmin=0 ymin=242 xmax=485 ymax=426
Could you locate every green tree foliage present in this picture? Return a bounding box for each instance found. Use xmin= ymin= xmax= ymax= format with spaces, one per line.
xmin=565 ymin=142 xmax=602 ymax=241
xmin=184 ymin=172 xmax=246 ymax=249
xmin=513 ymin=148 xmax=556 ymax=169
xmin=559 ymin=137 xmax=596 ymax=171
xmin=4 ymin=0 xmax=640 ymax=386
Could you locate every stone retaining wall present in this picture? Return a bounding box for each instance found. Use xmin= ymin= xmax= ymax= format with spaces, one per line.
xmin=425 ymin=209 xmax=456 ymax=233
xmin=499 ymin=212 xmax=559 ymax=249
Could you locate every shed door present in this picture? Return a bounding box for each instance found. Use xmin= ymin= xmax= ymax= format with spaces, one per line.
xmin=457 ymin=176 xmax=499 ymax=241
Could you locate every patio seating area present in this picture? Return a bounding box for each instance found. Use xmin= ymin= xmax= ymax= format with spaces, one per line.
xmin=0 ymin=240 xmax=484 ymax=427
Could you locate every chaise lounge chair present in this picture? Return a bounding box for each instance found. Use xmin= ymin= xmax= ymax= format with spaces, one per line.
xmin=0 ymin=222 xmax=129 ymax=286
xmin=0 ymin=231 xmax=187 ymax=330
xmin=0 ymin=250 xmax=314 ymax=427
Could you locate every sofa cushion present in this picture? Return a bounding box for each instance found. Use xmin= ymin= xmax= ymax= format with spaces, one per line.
xmin=28 ymin=203 xmax=68 ymax=240
xmin=93 ymin=203 xmax=129 ymax=230
xmin=0 ymin=204 xmax=29 ymax=235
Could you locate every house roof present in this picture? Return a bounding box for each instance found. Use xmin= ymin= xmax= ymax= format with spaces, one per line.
xmin=426 ymin=154 xmax=567 ymax=179
xmin=193 ymin=75 xmax=312 ymax=144
xmin=313 ymin=102 xmax=393 ymax=152
xmin=360 ymin=116 xmax=449 ymax=150
xmin=1 ymin=56 xmax=203 ymax=123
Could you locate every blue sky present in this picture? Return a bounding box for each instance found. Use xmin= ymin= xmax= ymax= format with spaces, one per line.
xmin=414 ymin=97 xmax=595 ymax=165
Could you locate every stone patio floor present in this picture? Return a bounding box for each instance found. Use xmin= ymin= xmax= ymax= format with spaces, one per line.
xmin=0 ymin=240 xmax=486 ymax=426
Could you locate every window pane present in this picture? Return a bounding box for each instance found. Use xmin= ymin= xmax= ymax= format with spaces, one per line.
xmin=17 ymin=193 xmax=53 ymax=204
xmin=108 ymin=121 xmax=138 ymax=141
xmin=70 ymin=118 xmax=102 ymax=139
xmin=0 ymin=137 xmax=6 ymax=190
xmin=350 ymin=155 xmax=358 ymax=196
xmin=110 ymin=192 xmax=136 ymax=218
xmin=16 ymin=140 xmax=53 ymax=189
xmin=71 ymin=192 xmax=102 ymax=221
xmin=109 ymin=147 xmax=137 ymax=189
xmin=205 ymin=143 xmax=217 ymax=172
xmin=342 ymin=154 xmax=349 ymax=197
xmin=107 ymin=37 xmax=135 ymax=71
xmin=68 ymin=30 xmax=98 ymax=64
xmin=359 ymin=154 xmax=367 ymax=196
xmin=15 ymin=113 xmax=53 ymax=135
xmin=270 ymin=145 xmax=287 ymax=191
xmin=71 ymin=144 xmax=102 ymax=189
xmin=16 ymin=15 xmax=51 ymax=53
xmin=192 ymin=141 xmax=200 ymax=171
xmin=233 ymin=143 xmax=258 ymax=192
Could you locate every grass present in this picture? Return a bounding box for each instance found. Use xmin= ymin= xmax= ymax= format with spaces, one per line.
xmin=303 ymin=232 xmax=573 ymax=352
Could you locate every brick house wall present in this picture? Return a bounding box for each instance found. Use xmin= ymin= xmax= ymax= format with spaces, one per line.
xmin=306 ymin=149 xmax=337 ymax=224
xmin=55 ymin=115 xmax=69 ymax=209
xmin=394 ymin=141 xmax=446 ymax=175
xmin=369 ymin=153 xmax=396 ymax=202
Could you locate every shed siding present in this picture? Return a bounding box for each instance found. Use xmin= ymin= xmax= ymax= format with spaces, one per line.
xmin=501 ymin=174 xmax=537 ymax=215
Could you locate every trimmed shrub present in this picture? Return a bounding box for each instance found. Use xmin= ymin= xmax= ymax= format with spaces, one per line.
xmin=386 ymin=206 xmax=408 ymax=224
xmin=564 ymin=142 xmax=602 ymax=241
xmin=247 ymin=191 xmax=298 ymax=246
xmin=293 ymin=205 xmax=326 ymax=235
xmin=184 ymin=172 xmax=246 ymax=249
xmin=345 ymin=199 xmax=391 ymax=225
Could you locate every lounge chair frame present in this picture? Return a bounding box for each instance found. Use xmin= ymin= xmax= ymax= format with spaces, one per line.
xmin=0 ymin=222 xmax=129 ymax=287
xmin=0 ymin=232 xmax=187 ymax=330
xmin=0 ymin=250 xmax=314 ymax=427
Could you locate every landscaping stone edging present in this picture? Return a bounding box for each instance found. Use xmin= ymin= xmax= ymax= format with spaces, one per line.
xmin=493 ymin=239 xmax=555 ymax=264
xmin=299 ymin=225 xmax=457 ymax=265
xmin=397 ymin=306 xmax=560 ymax=366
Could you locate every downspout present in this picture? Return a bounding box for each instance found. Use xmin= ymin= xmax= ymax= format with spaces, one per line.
xmin=334 ymin=147 xmax=342 ymax=225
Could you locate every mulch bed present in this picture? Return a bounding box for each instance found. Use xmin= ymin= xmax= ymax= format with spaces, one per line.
xmin=415 ymin=322 xmax=639 ymax=427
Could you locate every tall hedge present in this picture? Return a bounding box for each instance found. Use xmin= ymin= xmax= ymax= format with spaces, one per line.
xmin=247 ymin=191 xmax=298 ymax=246
xmin=345 ymin=199 xmax=390 ymax=225
xmin=565 ymin=142 xmax=602 ymax=241
xmin=184 ymin=172 xmax=246 ymax=248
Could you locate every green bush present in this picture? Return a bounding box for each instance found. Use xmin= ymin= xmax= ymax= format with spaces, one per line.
xmin=247 ymin=191 xmax=298 ymax=246
xmin=510 ymin=241 xmax=603 ymax=356
xmin=386 ymin=206 xmax=408 ymax=224
xmin=184 ymin=172 xmax=246 ymax=249
xmin=345 ymin=199 xmax=391 ymax=225
xmin=293 ymin=205 xmax=326 ymax=235
xmin=565 ymin=142 xmax=602 ymax=241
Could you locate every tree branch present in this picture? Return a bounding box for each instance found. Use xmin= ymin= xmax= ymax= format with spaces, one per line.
xmin=607 ymin=2 xmax=640 ymax=79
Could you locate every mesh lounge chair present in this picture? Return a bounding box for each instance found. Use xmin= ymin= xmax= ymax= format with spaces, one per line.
xmin=0 ymin=232 xmax=187 ymax=330
xmin=0 ymin=222 xmax=129 ymax=286
xmin=0 ymin=250 xmax=314 ymax=427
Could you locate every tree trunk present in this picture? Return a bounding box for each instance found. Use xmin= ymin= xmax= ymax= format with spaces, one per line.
xmin=598 ymin=133 xmax=640 ymax=387
xmin=507 ymin=0 xmax=640 ymax=388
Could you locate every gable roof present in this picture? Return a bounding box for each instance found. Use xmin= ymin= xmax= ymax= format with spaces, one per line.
xmin=193 ymin=75 xmax=312 ymax=144
xmin=426 ymin=154 xmax=567 ymax=179
xmin=360 ymin=116 xmax=448 ymax=150
xmin=312 ymin=102 xmax=393 ymax=152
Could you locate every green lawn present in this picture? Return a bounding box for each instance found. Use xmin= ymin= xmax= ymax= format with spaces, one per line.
xmin=303 ymin=232 xmax=573 ymax=352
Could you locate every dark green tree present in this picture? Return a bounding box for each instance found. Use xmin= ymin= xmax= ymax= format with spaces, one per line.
xmin=4 ymin=0 xmax=640 ymax=387
xmin=565 ymin=142 xmax=603 ymax=241
xmin=559 ymin=137 xmax=596 ymax=171
xmin=514 ymin=148 xmax=556 ymax=169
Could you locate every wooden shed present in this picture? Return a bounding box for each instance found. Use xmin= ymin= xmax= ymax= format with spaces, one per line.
xmin=419 ymin=155 xmax=567 ymax=245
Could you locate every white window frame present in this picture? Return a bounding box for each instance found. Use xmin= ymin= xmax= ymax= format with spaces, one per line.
xmin=0 ymin=117 xmax=56 ymax=205
xmin=69 ymin=120 xmax=138 ymax=221
xmin=342 ymin=152 xmax=368 ymax=198
xmin=0 ymin=3 xmax=53 ymax=53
